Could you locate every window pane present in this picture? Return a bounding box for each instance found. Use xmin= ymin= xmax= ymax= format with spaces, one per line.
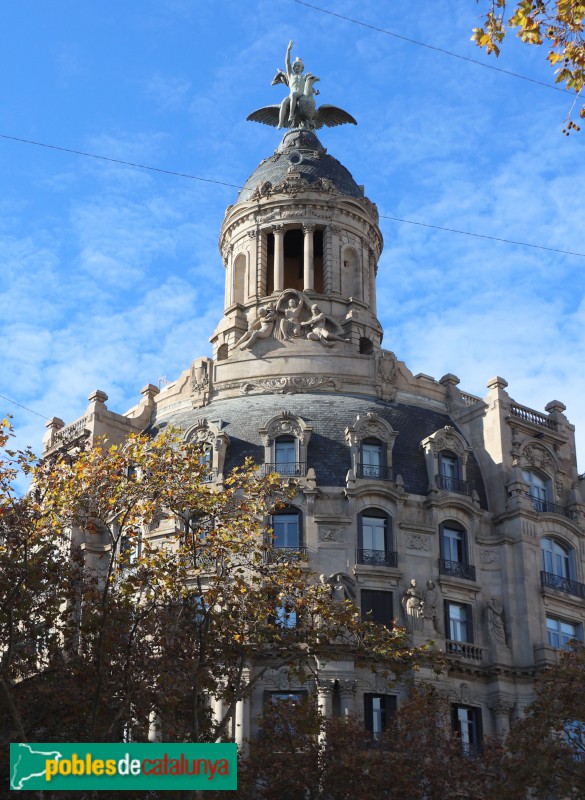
xmin=523 ymin=469 xmax=549 ymax=500
xmin=273 ymin=513 xmax=299 ymax=548
xmin=362 ymin=442 xmax=382 ymax=467
xmin=440 ymin=454 xmax=458 ymax=479
xmin=443 ymin=527 xmax=465 ymax=563
xmin=361 ymin=516 xmax=386 ymax=551
xmin=448 ymin=603 xmax=469 ymax=641
xmin=541 ymin=538 xmax=572 ymax=578
xmin=275 ymin=439 xmax=296 ymax=466
xmin=547 ymin=616 xmax=580 ymax=649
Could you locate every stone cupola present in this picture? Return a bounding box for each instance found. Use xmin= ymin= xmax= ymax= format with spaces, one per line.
xmin=210 ymin=126 xmax=385 ymax=400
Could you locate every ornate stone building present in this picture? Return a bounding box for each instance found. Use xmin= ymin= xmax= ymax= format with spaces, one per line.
xmin=43 ymin=50 xmax=585 ymax=752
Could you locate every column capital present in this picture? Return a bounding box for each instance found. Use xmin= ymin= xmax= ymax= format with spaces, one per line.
xmin=302 ymin=222 xmax=316 ymax=234
xmin=272 ymin=223 xmax=284 ymax=235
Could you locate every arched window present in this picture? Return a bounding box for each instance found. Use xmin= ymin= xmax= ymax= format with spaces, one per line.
xmin=439 ymin=521 xmax=475 ymax=581
xmin=357 ymin=510 xmax=395 ymax=567
xmin=270 ymin=507 xmax=305 ymax=560
xmin=541 ymin=537 xmax=575 ymax=580
xmin=523 ymin=469 xmax=552 ymax=512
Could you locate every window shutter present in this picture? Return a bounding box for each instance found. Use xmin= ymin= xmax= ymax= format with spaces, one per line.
xmin=444 ymin=601 xmax=451 ymax=639
xmin=364 ymin=694 xmax=373 ymax=732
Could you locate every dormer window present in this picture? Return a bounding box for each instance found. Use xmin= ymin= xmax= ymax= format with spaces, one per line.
xmin=421 ymin=427 xmax=472 ymax=496
xmin=345 ymin=414 xmax=397 ymax=482
xmin=260 ymin=413 xmax=312 ymax=479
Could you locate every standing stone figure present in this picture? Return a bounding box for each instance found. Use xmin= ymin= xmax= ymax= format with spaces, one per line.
xmin=422 ymin=579 xmax=441 ymax=634
xmin=402 ymin=578 xmax=423 ymax=631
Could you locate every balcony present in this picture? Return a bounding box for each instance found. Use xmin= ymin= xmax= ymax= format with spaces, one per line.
xmin=541 ymin=570 xmax=585 ymax=600
xmin=356 ymin=463 xmax=393 ymax=481
xmin=356 ymin=549 xmax=398 ymax=568
xmin=435 ymin=474 xmax=471 ymax=496
xmin=527 ymin=494 xmax=575 ymax=519
xmin=266 ymin=546 xmax=309 ymax=563
xmin=445 ymin=640 xmax=485 ymax=661
xmin=510 ymin=402 xmax=557 ymax=431
xmin=263 ymin=462 xmax=306 ymax=478
xmin=439 ymin=559 xmax=476 ymax=582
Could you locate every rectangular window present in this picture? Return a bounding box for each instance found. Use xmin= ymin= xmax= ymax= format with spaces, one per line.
xmin=364 ymin=694 xmax=396 ymax=737
xmin=445 ymin=601 xmax=473 ymax=643
xmin=452 ymin=705 xmax=482 ymax=754
xmin=361 ymin=590 xmax=393 ymax=627
xmin=360 ymin=516 xmax=387 ymax=553
xmin=546 ymin=616 xmax=582 ymax=649
xmin=442 ymin=527 xmax=466 ymax=563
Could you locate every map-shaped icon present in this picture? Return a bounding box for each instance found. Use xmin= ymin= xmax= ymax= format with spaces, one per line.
xmin=11 ymin=743 xmax=63 ymax=790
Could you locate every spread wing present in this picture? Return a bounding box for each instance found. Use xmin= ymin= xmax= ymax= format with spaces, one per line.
xmin=246 ymin=105 xmax=281 ymax=128
xmin=314 ymin=104 xmax=357 ymax=129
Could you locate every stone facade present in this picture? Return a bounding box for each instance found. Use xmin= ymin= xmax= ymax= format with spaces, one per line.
xmin=44 ymin=126 xmax=585 ymax=749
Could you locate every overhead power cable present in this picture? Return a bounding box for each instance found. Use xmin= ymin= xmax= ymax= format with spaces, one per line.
xmin=293 ymin=0 xmax=574 ymax=96
xmin=379 ymin=214 xmax=585 ymax=258
xmin=0 ymin=134 xmax=242 ymax=190
xmin=2 ymin=131 xmax=585 ymax=258
xmin=0 ymin=392 xmax=49 ymax=420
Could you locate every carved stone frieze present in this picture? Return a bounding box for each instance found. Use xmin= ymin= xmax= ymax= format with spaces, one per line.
xmin=241 ymin=376 xmax=337 ymax=395
xmin=377 ymin=352 xmax=397 ymax=385
xmin=479 ymin=548 xmax=499 ymax=564
xmin=406 ymin=533 xmax=432 ymax=551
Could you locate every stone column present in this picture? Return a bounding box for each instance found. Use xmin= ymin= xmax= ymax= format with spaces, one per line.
xmin=339 ymin=679 xmax=357 ymax=717
xmin=234 ymin=697 xmax=250 ymax=749
xmin=489 ymin=699 xmax=514 ymax=738
xmin=273 ymin=224 xmax=284 ymax=293
xmin=317 ymin=680 xmax=334 ymax=718
xmin=213 ymin=695 xmax=225 ymax=730
xmin=303 ymin=223 xmax=315 ymax=291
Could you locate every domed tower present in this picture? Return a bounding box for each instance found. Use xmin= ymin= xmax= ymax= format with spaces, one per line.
xmin=210 ymin=67 xmax=384 ymax=398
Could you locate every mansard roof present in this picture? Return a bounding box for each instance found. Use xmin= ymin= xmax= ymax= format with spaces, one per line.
xmin=153 ymin=392 xmax=488 ymax=508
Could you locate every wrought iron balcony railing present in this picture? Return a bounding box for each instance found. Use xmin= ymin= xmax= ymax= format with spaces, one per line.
xmin=439 ymin=559 xmax=476 ymax=582
xmin=445 ymin=640 xmax=485 ymax=661
xmin=356 ymin=549 xmax=398 ymax=568
xmin=263 ymin=462 xmax=306 ymax=478
xmin=201 ymin=468 xmax=217 ymax=484
xmin=356 ymin=463 xmax=393 ymax=481
xmin=541 ymin=570 xmax=585 ymax=600
xmin=435 ymin=474 xmax=471 ymax=495
xmin=266 ymin=546 xmax=309 ymax=563
xmin=526 ymin=494 xmax=575 ymax=519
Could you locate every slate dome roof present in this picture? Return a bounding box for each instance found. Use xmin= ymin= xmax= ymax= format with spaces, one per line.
xmin=237 ymin=130 xmax=364 ymax=203
xmin=154 ymin=392 xmax=488 ymax=508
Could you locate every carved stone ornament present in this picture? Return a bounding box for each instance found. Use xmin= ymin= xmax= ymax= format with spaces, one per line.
xmin=318 ymin=525 xmax=346 ymax=543
xmin=241 ymin=376 xmax=337 ymax=395
xmin=377 ymin=353 xmax=397 ymax=385
xmin=185 ymin=419 xmax=214 ymax=446
xmin=406 ymin=534 xmax=432 ymax=551
xmin=480 ymin=548 xmax=498 ymax=564
xmin=433 ymin=428 xmax=466 ymax=457
xmin=523 ymin=443 xmax=555 ymax=473
xmin=259 ymin=411 xmax=312 ymax=448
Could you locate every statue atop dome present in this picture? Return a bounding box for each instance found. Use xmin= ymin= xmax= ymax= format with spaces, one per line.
xmin=247 ymin=40 xmax=357 ymax=132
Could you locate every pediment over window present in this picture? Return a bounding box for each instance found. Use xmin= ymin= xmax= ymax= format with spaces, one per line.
xmin=421 ymin=426 xmax=471 ymax=463
xmin=518 ymin=441 xmax=558 ymax=478
xmin=259 ymin=412 xmax=313 ymax=448
xmin=184 ymin=418 xmax=230 ymax=479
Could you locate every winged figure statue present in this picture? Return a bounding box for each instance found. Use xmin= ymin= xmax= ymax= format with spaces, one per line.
xmin=247 ymin=40 xmax=357 ymax=132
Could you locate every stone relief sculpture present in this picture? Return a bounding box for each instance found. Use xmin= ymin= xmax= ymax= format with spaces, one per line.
xmin=422 ymin=579 xmax=441 ymax=634
xmin=236 ymin=291 xmax=348 ymax=352
xmin=486 ymin=597 xmax=507 ymax=645
xmin=276 ymin=289 xmax=307 ymax=340
xmin=301 ymin=304 xmax=349 ymax=346
xmin=247 ymin=40 xmax=357 ymax=132
xmin=401 ymin=579 xmax=423 ymax=631
xmin=320 ymin=572 xmax=356 ymax=603
xmin=235 ymin=306 xmax=277 ymax=350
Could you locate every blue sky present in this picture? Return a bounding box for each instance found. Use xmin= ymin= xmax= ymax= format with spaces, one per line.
xmin=2 ymin=0 xmax=585 ymax=473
